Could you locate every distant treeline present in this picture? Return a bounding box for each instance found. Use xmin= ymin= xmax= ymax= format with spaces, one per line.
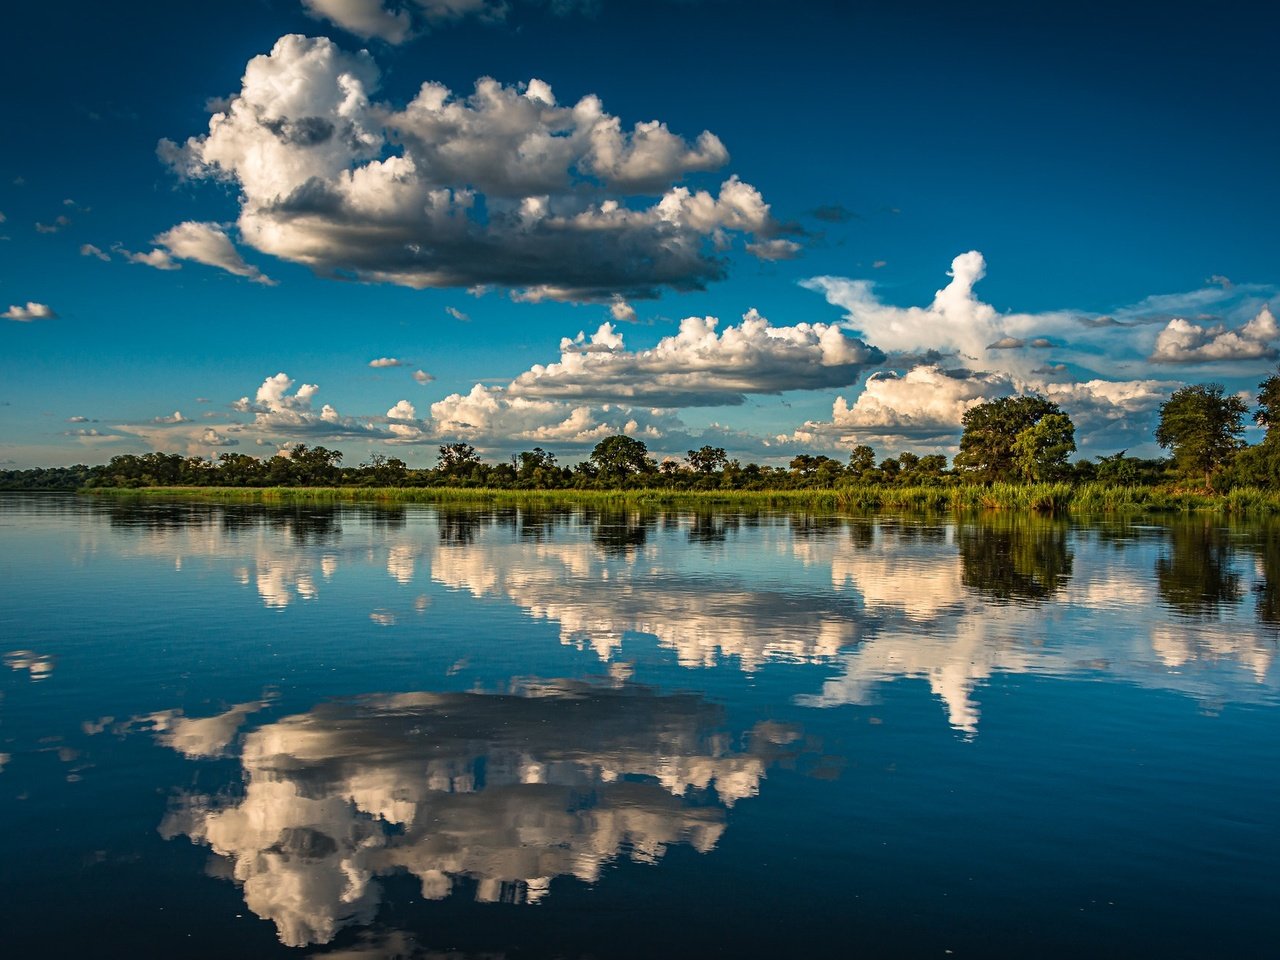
xmin=6 ymin=375 xmax=1280 ymax=492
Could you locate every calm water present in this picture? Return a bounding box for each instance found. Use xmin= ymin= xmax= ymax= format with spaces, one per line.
xmin=1 ymin=493 xmax=1277 ymax=958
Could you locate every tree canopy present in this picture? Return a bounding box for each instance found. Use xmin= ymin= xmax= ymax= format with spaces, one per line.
xmin=954 ymin=395 xmax=1072 ymax=482
xmin=1154 ymin=383 xmax=1247 ymax=488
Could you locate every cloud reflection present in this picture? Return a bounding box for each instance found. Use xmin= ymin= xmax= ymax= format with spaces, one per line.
xmin=158 ymin=681 xmax=798 ymax=947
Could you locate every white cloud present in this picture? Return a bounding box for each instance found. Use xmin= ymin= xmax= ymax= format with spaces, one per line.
xmin=158 ymin=35 xmax=784 ymax=303
xmin=412 ymin=369 xmax=435 ymax=384
xmin=609 ymin=295 xmax=637 ymax=324
xmin=386 ymin=399 xmax=417 ymax=420
xmin=153 ymin=411 xmax=190 ymax=424
xmin=445 ymin=306 xmax=470 ymax=322
xmin=137 ymin=222 xmax=276 ymax=285
xmin=745 ymin=238 xmax=801 ymax=261
xmin=301 ymin=0 xmax=506 ymax=44
xmin=3 ymin=302 xmax=57 ymax=321
xmin=79 ymin=243 xmax=111 ymax=261
xmin=1150 ymin=306 xmax=1279 ymax=363
xmin=368 ymin=357 xmax=404 ymax=368
xmin=428 ymin=382 xmax=685 ymax=447
xmin=508 ymin=309 xmax=882 ymax=407
xmin=122 ymin=247 xmax=180 ymax=270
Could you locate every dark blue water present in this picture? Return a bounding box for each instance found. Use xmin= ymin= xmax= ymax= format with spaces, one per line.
xmin=1 ymin=494 xmax=1276 ymax=958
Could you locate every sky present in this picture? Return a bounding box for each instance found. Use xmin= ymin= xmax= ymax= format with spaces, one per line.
xmin=2 ymin=0 xmax=1278 ymax=469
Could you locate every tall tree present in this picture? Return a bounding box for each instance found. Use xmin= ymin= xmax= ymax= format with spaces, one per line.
xmin=589 ymin=435 xmax=654 ymax=483
xmin=1154 ymin=383 xmax=1246 ymax=488
xmin=954 ymin=395 xmax=1066 ymax=482
xmin=686 ymin=445 xmax=728 ymax=474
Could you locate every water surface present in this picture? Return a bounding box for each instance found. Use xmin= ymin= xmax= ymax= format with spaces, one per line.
xmin=1 ymin=494 xmax=1276 ymax=958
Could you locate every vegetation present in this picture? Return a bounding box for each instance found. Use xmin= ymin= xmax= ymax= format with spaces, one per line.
xmin=9 ymin=374 xmax=1280 ymax=515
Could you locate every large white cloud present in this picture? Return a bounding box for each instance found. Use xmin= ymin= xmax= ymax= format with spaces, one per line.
xmin=158 ymin=35 xmax=787 ymax=302
xmin=508 ymin=309 xmax=882 ymax=407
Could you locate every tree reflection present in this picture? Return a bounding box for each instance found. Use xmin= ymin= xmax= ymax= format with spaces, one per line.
xmin=586 ymin=508 xmax=653 ymax=554
xmin=958 ymin=514 xmax=1073 ymax=602
xmin=1156 ymin=520 xmax=1242 ymax=617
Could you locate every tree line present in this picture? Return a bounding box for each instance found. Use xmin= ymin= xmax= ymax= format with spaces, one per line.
xmin=5 ymin=373 xmax=1279 ymax=492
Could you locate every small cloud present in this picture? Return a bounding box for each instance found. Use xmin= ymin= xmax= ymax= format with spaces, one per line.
xmin=3 ymin=302 xmax=57 ymax=322
xmin=35 ymin=215 xmax=70 ymax=234
xmin=413 ymin=369 xmax=435 ymax=385
xmin=80 ymin=243 xmax=110 ymax=261
xmin=872 ymin=260 xmax=887 ymax=269
xmin=746 ymin=238 xmax=801 ymax=261
xmin=810 ymin=205 xmax=857 ymax=223
xmin=1032 ymin=363 xmax=1069 ymax=375
xmin=369 ymin=357 xmax=405 ymax=368
xmin=0 ymin=212 xmax=6 ymax=223
xmin=1150 ymin=306 xmax=1280 ymax=363
xmin=121 ymin=247 xmax=180 ymax=270
xmin=987 ymin=336 xmax=1026 ymax=349
xmin=195 ymin=397 xmax=211 ymax=404
xmin=12 ymin=177 xmax=24 ymax=185
xmin=609 ymin=295 xmax=637 ymax=324
xmin=446 ymin=306 xmax=470 ymax=323
xmin=67 ymin=416 xmax=91 ymax=423
xmin=386 ymin=400 xmax=417 ymax=420
xmin=152 ymin=411 xmax=189 ymax=424
xmin=1207 ymin=274 xmax=1232 ymax=288
xmin=198 ymin=428 xmax=238 ymax=447
xmin=1029 ymin=338 xmax=1054 ymax=348
xmin=63 ymin=198 xmax=77 ymax=207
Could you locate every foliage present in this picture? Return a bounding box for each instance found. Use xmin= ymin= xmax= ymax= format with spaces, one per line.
xmin=954 ymin=395 xmax=1066 ymax=482
xmin=1154 ymin=383 xmax=1247 ymax=488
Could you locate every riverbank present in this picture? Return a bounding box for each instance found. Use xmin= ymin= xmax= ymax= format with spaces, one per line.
xmin=75 ymin=482 xmax=1280 ymax=514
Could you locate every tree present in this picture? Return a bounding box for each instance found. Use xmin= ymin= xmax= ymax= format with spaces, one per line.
xmin=437 ymin=442 xmax=481 ymax=478
xmin=589 ymin=435 xmax=654 ymax=483
xmin=954 ymin=395 xmax=1065 ymax=482
xmin=686 ymin=445 xmax=728 ymax=474
xmin=847 ymin=445 xmax=876 ymax=474
xmin=1154 ymin=383 xmax=1246 ymax=488
xmin=1011 ymin=412 xmax=1076 ymax=481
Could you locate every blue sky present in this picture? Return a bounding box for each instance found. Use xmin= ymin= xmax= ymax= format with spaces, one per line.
xmin=2 ymin=0 xmax=1277 ymax=468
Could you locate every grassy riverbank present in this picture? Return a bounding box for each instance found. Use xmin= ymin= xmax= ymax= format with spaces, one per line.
xmin=77 ymin=482 xmax=1280 ymax=514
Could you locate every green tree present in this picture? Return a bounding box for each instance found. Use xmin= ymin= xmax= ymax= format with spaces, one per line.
xmin=589 ymin=435 xmax=654 ymax=484
xmin=954 ymin=395 xmax=1065 ymax=482
xmin=1154 ymin=383 xmax=1246 ymax=488
xmin=437 ymin=442 xmax=481 ymax=479
xmin=1011 ymin=412 xmax=1076 ymax=481
xmin=847 ymin=445 xmax=876 ymax=474
xmin=686 ymin=445 xmax=728 ymax=474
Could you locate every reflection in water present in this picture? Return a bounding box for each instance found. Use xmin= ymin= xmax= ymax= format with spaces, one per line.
xmin=1156 ymin=520 xmax=1242 ymax=617
xmin=159 ymin=681 xmax=798 ymax=947
xmin=5 ymin=649 xmax=56 ymax=681
xmin=958 ymin=515 xmax=1073 ymax=602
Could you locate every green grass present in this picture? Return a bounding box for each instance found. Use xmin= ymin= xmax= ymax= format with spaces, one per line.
xmin=79 ymin=482 xmax=1280 ymax=515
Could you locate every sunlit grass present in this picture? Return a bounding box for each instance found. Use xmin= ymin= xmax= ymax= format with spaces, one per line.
xmin=82 ymin=483 xmax=1280 ymax=515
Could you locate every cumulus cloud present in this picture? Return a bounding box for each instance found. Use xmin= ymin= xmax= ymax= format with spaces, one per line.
xmin=301 ymin=0 xmax=506 ymax=44
xmin=153 ymin=411 xmax=190 ymax=424
xmin=80 ymin=243 xmax=111 ymax=261
xmin=430 ymin=383 xmax=673 ymax=445
xmin=368 ymin=357 xmax=404 ymax=367
xmin=158 ymin=35 xmax=784 ymax=302
xmin=508 ymin=309 xmax=882 ymax=407
xmin=1149 ymin=305 xmax=1279 ymax=363
xmin=230 ymin=372 xmax=382 ymax=440
xmin=122 ymin=247 xmax=180 ymax=270
xmin=3 ymin=302 xmax=57 ymax=321
xmin=413 ymin=369 xmax=435 ymax=384
xmin=386 ymin=399 xmax=417 ymax=420
xmin=609 ymin=295 xmax=637 ymax=324
xmin=745 ymin=238 xmax=801 ymax=261
xmin=129 ymin=222 xmax=275 ymax=284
